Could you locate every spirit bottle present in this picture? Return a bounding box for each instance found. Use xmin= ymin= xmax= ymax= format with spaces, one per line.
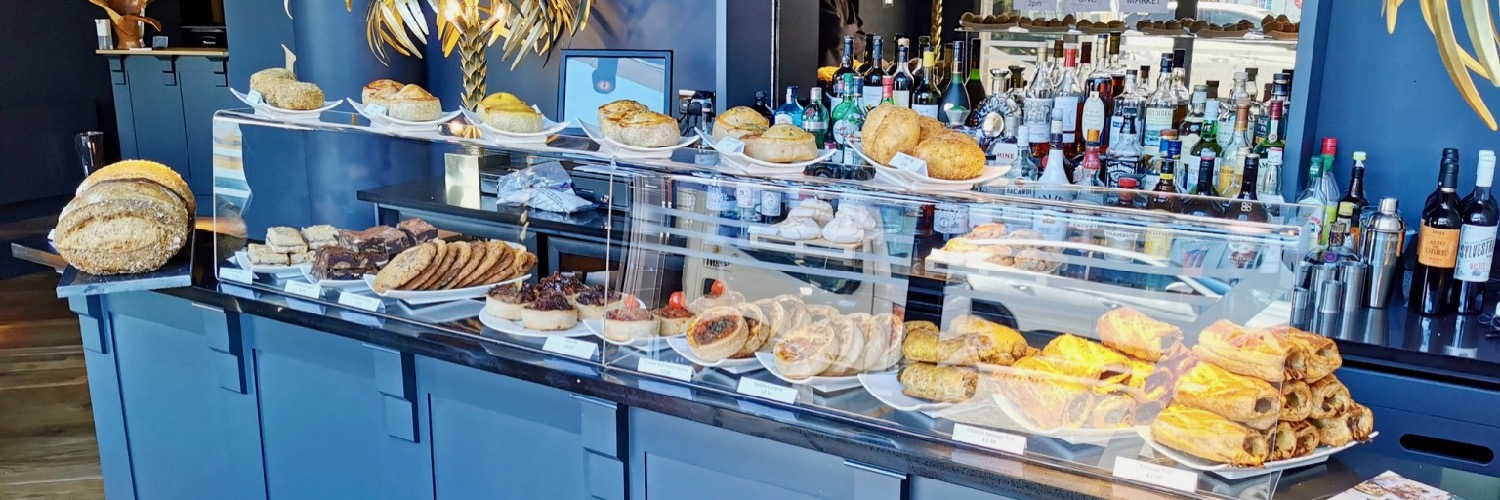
xmin=751 ymin=91 xmax=774 ymax=121
xmin=1217 ymin=99 xmax=1251 ymax=194
xmin=1023 ymin=49 xmax=1055 ymax=155
xmin=1296 ymin=156 xmax=1332 ymax=251
xmin=1110 ymin=69 xmax=1144 ymax=148
xmin=1080 ymin=90 xmax=1107 ymax=155
xmin=1252 ymin=96 xmax=1286 ymax=205
xmin=1105 ymin=108 xmax=1143 ymax=187
xmin=1218 ymin=71 xmax=1246 ymax=149
xmin=803 ymin=87 xmax=830 ymax=150
xmin=1143 ymin=54 xmax=1177 ymax=152
xmin=1075 ymin=131 xmax=1107 ymax=205
xmin=831 ymin=73 xmax=864 ymax=165
xmin=831 ymin=36 xmax=857 ymax=109
xmin=1053 ymin=47 xmax=1082 ymax=158
xmin=1033 ymin=120 xmax=1076 ymax=202
xmin=1148 ymin=150 xmax=1182 ymax=213
xmin=1183 ymin=152 xmax=1225 ymax=218
xmin=773 ymin=85 xmax=804 ymax=127
xmin=1334 ymin=151 xmax=1370 ymax=249
xmin=1224 ymin=154 xmax=1269 ymax=223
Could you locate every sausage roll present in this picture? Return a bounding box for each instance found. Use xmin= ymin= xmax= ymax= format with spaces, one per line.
xmin=1038 ymin=334 xmax=1132 ymax=388
xmin=901 ymin=315 xmax=1030 ymax=366
xmin=1173 ymin=362 xmax=1281 ymax=430
xmin=1311 ymin=413 xmax=1354 ymax=447
xmin=1088 ymin=393 xmax=1136 ymax=429
xmin=1151 ymin=405 xmax=1271 ymax=467
xmin=1096 ymin=307 xmax=1183 ymax=361
xmin=1277 ymin=327 xmax=1343 ymax=382
xmin=1309 ymin=375 xmax=1352 ymax=419
xmin=1001 ymin=357 xmax=1097 ymax=429
xmin=1192 ymin=320 xmax=1307 ymax=382
xmin=1269 ymin=420 xmax=1321 ymax=461
xmin=898 ymin=363 xmax=978 ymax=403
xmin=1346 ymin=403 xmax=1375 ymax=442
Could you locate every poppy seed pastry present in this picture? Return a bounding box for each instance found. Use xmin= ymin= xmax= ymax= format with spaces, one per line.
xmin=743 ymin=124 xmax=819 ymax=163
xmin=913 ymin=132 xmax=985 ymax=181
xmin=712 ymin=106 xmax=770 ymax=142
xmin=384 ymin=84 xmax=442 ymax=122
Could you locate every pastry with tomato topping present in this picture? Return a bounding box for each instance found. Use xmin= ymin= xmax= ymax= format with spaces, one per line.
xmin=603 ymin=296 xmax=659 ymax=342
xmin=521 ymin=292 xmax=578 ymax=331
xmin=686 ymin=306 xmax=749 ymax=362
xmin=688 ymin=279 xmax=745 ymax=314
xmin=654 ymin=291 xmax=695 ymax=336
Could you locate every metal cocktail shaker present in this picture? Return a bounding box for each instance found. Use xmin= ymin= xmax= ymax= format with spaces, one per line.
xmin=1360 ymin=198 xmax=1406 ymax=308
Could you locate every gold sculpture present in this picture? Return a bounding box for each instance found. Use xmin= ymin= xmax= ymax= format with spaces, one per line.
xmin=348 ymin=0 xmax=594 ymax=110
xmin=88 ymin=0 xmax=161 ymax=49
xmin=1386 ymin=0 xmax=1500 ymax=130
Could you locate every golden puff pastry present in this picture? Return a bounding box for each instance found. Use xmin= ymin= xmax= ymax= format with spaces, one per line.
xmin=743 ymin=124 xmax=819 ymax=163
xmin=1193 ymin=320 xmax=1306 ymax=382
xmin=1000 ymin=361 xmax=1097 ymax=430
xmin=901 ymin=315 xmax=1031 ymax=367
xmin=1038 ymin=334 xmax=1132 ymax=388
xmin=1280 ymin=379 xmax=1313 ymax=422
xmin=1309 ymin=375 xmax=1352 ymax=419
xmin=1096 ymin=307 xmax=1184 ymax=362
xmin=912 ymin=132 xmax=986 ymax=181
xmin=1269 ymin=420 xmax=1321 ymax=461
xmin=1346 ymin=403 xmax=1375 ymax=442
xmin=1277 ymin=327 xmax=1342 ymax=382
xmin=1088 ymin=393 xmax=1136 ymax=429
xmin=898 ymin=363 xmax=978 ymax=403
xmin=1173 ymin=362 xmax=1282 ymax=430
xmin=1311 ymin=413 xmax=1354 ymax=447
xmin=1151 ymin=405 xmax=1271 ymax=467
xmin=712 ymin=106 xmax=769 ymax=142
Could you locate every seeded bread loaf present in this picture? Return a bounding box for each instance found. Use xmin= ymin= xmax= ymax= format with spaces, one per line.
xmin=55 ymin=161 xmax=192 ymax=275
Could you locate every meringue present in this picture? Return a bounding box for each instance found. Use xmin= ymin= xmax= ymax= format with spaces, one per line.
xmin=777 ymin=217 xmax=822 ymax=240
xmin=790 ymin=198 xmax=835 ymax=225
xmin=835 ymin=204 xmax=880 ymax=232
xmin=821 ymin=214 xmax=866 ymax=244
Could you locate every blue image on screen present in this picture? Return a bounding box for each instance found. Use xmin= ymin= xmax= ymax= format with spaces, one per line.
xmin=561 ymin=56 xmax=669 ymax=127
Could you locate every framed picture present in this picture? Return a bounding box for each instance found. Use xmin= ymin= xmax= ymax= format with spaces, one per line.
xmin=557 ymin=49 xmax=674 ymax=132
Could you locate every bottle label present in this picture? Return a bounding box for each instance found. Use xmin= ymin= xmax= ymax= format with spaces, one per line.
xmin=705 ymin=186 xmax=730 ymax=211
xmin=863 ymin=87 xmax=884 ymax=109
xmin=1144 ymin=228 xmax=1173 ymax=257
xmin=735 ymin=186 xmax=757 ymax=209
xmin=759 ymin=191 xmax=783 ymax=218
xmin=1081 ymin=101 xmax=1106 ymax=140
xmin=1036 ymin=212 xmax=1069 ymax=241
xmin=1266 ymin=147 xmax=1284 ymax=166
xmin=1144 ymin=107 xmax=1174 ymax=149
xmin=934 ymin=204 xmax=971 ymax=236
xmin=1455 ymin=224 xmax=1498 ymax=281
xmin=1054 ymin=96 xmax=1080 ymax=138
xmin=1418 ymin=225 xmax=1462 ymax=268
xmin=1023 ymin=98 xmax=1054 ymax=144
xmin=1104 ymin=155 xmax=1139 ymax=187
xmin=894 ymin=90 xmax=911 ymax=108
xmin=832 ymin=119 xmax=859 ymax=147
xmin=990 ymin=142 xmax=1021 ymax=167
xmin=912 ymin=103 xmax=940 ymax=119
xmin=774 ymin=113 xmax=797 ymax=126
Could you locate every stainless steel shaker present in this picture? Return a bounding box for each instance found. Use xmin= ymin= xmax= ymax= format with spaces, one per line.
xmin=1360 ymin=198 xmax=1406 ymax=308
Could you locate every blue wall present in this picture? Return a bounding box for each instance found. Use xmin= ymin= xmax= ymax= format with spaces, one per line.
xmin=1313 ymin=1 xmax=1500 ymax=223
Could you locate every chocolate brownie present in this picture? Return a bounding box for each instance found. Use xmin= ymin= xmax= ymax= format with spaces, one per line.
xmin=397 ymin=218 xmax=438 ymax=244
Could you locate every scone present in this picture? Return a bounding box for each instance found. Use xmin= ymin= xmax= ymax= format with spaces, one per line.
xmin=743 ymin=124 xmax=818 ymax=163
xmin=913 ymin=132 xmax=986 ymax=180
xmin=521 ymin=292 xmax=579 ymax=331
xmin=686 ymin=306 xmax=748 ymax=363
xmin=385 ymin=84 xmax=441 ymax=121
xmin=606 ymin=109 xmax=679 ymax=147
xmin=362 ymin=79 xmax=403 ymax=105
xmin=713 ymin=106 xmax=770 ymax=142
xmin=266 ymin=227 xmax=307 ymax=254
xmin=654 ymin=291 xmax=695 ymax=336
xmin=484 ymin=283 xmax=536 ymax=320
xmin=604 ymin=306 xmax=660 ymax=342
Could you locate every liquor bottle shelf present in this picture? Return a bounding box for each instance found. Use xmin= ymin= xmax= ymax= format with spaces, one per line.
xmin=957 ymin=26 xmax=1298 ymax=45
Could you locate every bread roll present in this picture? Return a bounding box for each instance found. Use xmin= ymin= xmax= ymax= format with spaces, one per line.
xmin=250 ymin=68 xmax=295 ymax=92
xmin=913 ymin=132 xmax=985 ymax=181
xmin=362 ymin=79 xmax=403 ymax=104
xmin=606 ymin=109 xmax=679 ymax=147
xmin=743 ymin=124 xmax=818 ymax=163
xmin=714 ymin=106 xmax=770 ymax=142
xmin=483 ymin=103 xmax=544 ymax=133
xmin=860 ymin=105 xmax=921 ymax=165
xmin=598 ymin=100 xmax=651 ymax=136
xmin=264 ymin=80 xmax=325 ymax=110
xmin=385 ymin=84 xmax=441 ymax=121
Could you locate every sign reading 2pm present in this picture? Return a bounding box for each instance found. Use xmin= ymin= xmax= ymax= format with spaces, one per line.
xmin=1117 ymin=0 xmax=1172 ymax=14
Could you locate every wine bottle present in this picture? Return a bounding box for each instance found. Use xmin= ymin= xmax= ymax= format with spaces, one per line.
xmin=862 ymin=36 xmax=887 ymax=110
xmin=1410 ymin=150 xmax=1464 ymax=315
xmin=1455 ymin=150 xmax=1499 ymax=314
xmin=911 ymin=47 xmax=941 ymax=119
xmin=831 ymin=36 xmax=857 ymax=109
xmin=940 ymin=40 xmax=971 ymax=124
xmin=892 ymin=44 xmax=914 ymax=108
xmin=1224 ymin=154 xmax=1268 ymax=223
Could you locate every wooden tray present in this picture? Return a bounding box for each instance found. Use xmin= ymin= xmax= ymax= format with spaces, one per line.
xmin=746 ymin=233 xmax=866 ymax=259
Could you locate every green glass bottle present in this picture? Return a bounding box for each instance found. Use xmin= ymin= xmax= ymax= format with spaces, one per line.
xmin=831 ymin=73 xmax=865 ymax=166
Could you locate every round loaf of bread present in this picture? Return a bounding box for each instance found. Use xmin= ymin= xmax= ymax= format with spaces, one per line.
xmin=265 ymin=80 xmax=325 ymax=110
xmin=483 ymin=104 xmax=544 ymax=133
xmin=915 ymin=115 xmax=949 ymax=142
xmin=77 ymin=160 xmax=195 ymax=215
xmin=713 ymin=106 xmax=770 ymax=142
xmin=607 ymin=110 xmax=679 ymax=147
xmin=914 ymin=132 xmax=986 ymax=180
xmin=743 ymin=124 xmax=818 ymax=163
xmin=861 ymin=106 xmax=921 ymax=165
xmin=56 ymin=181 xmax=190 ymax=275
xmin=598 ymin=100 xmax=651 ymax=137
xmin=385 ymin=84 xmax=441 ymax=121
xmin=362 ymin=79 xmax=403 ymax=105
xmin=249 ymin=68 xmax=296 ymax=92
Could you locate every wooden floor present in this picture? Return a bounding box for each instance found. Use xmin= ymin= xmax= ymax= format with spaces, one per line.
xmin=0 ymin=272 xmax=103 ymax=499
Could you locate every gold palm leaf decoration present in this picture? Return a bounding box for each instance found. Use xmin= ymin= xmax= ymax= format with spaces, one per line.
xmin=1385 ymin=0 xmax=1500 ymax=130
xmin=346 ymin=0 xmax=593 ymax=69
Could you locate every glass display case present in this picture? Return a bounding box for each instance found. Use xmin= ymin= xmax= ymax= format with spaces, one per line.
xmin=211 ymin=106 xmax=1377 ymax=499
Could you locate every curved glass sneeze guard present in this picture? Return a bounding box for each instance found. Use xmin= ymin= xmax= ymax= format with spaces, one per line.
xmin=214 ymin=108 xmax=1313 ymax=499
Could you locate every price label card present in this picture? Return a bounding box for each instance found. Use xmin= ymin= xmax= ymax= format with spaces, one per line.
xmin=1064 ymin=0 xmax=1110 ymax=11
xmin=638 ymin=358 xmax=694 ymax=381
xmin=1119 ymin=0 xmax=1171 ymax=14
xmin=246 ymin=89 xmax=264 ymax=105
xmin=284 ymin=280 xmax=322 ymax=299
xmin=735 ymin=377 xmax=797 ymax=404
xmin=1018 ymin=0 xmax=1054 ymax=9
xmin=219 ymin=267 xmax=254 ymax=284
xmin=716 ymin=136 xmax=745 ymax=154
xmin=1112 ymin=457 xmax=1198 ymax=493
xmin=952 ymin=424 xmax=1027 ymax=455
xmin=365 ymin=103 xmax=388 ymax=117
xmin=542 ymin=336 xmax=598 ymax=360
xmin=889 ymin=152 xmax=928 ymax=176
xmin=337 ymin=292 xmax=383 ymax=312
xmin=46 ymin=228 xmax=55 ymax=241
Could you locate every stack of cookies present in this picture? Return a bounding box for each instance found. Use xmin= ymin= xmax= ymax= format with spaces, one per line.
xmin=372 ymin=239 xmax=537 ymax=293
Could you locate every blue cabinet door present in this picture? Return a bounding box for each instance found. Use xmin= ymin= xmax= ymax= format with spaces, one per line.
xmin=909 ymin=477 xmax=1021 ymax=500
xmin=419 ymin=357 xmax=623 ymax=500
xmin=177 ymin=56 xmax=237 ymax=213
xmin=629 ymin=409 xmax=905 ymax=500
xmin=122 ymin=56 xmax=192 ymax=185
xmin=99 ymin=292 xmax=266 ymax=500
xmin=244 ymin=316 xmax=433 ymax=499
